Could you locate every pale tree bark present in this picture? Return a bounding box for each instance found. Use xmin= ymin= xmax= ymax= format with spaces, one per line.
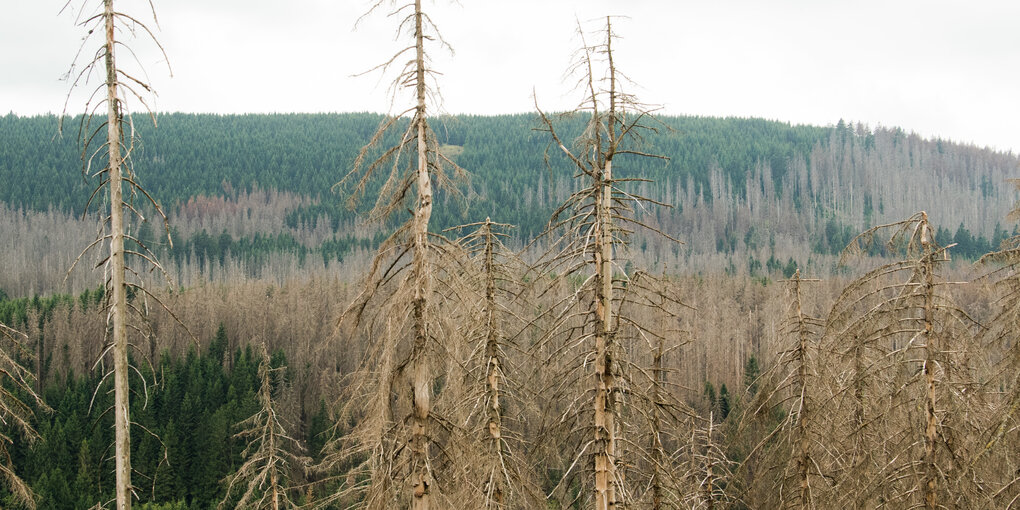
xmin=63 ymin=0 xmax=174 ymax=506
xmin=790 ymin=269 xmax=819 ymax=509
xmin=102 ymin=2 xmax=132 ymax=506
xmin=920 ymin=214 xmax=938 ymax=510
xmin=410 ymin=4 xmax=434 ymax=508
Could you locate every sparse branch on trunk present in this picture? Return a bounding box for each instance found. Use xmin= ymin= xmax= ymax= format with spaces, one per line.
xmin=822 ymin=212 xmax=985 ymax=508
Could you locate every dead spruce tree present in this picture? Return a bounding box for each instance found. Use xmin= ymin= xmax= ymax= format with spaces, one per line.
xmin=61 ymin=1 xmax=174 ymax=507
xmin=533 ymin=17 xmax=682 ymax=510
xmin=0 ymin=323 xmax=47 ymax=509
xmin=675 ymin=413 xmax=735 ymax=509
xmin=824 ymin=212 xmax=985 ymax=509
xmin=616 ymin=272 xmax=698 ymax=509
xmin=220 ymin=343 xmax=308 ymax=510
xmin=316 ymin=1 xmax=469 ymax=508
xmin=732 ymin=270 xmax=830 ymax=508
xmin=446 ymin=219 xmax=543 ymax=509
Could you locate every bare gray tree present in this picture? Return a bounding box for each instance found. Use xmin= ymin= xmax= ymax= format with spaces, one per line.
xmin=824 ymin=212 xmax=986 ymax=509
xmin=730 ymin=270 xmax=832 ymax=508
xmin=446 ymin=218 xmax=545 ymax=509
xmin=61 ymin=0 xmax=174 ymax=507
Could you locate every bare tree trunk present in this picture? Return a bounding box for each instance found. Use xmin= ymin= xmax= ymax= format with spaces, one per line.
xmin=104 ymin=0 xmax=132 ymax=507
xmin=650 ymin=336 xmax=664 ymax=510
xmin=594 ymin=23 xmax=619 ymax=508
xmin=410 ymin=2 xmax=433 ymax=508
xmin=594 ymin=155 xmax=615 ymax=510
xmin=703 ymin=417 xmax=716 ymax=510
xmin=793 ymin=271 xmax=810 ymax=509
xmin=921 ymin=222 xmax=937 ymax=510
xmin=482 ymin=219 xmax=505 ymax=506
xmin=271 ymin=443 xmax=280 ymax=510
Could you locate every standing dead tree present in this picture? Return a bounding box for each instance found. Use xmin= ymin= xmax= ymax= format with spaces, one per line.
xmin=615 ymin=272 xmax=698 ymax=509
xmin=61 ymin=1 xmax=175 ymax=507
xmin=219 ymin=342 xmax=308 ymax=510
xmin=532 ymin=17 xmax=681 ymax=510
xmin=675 ymin=413 xmax=734 ymax=509
xmin=0 ymin=323 xmax=48 ymax=509
xmin=824 ymin=212 xmax=986 ymax=509
xmin=316 ymin=1 xmax=469 ymax=509
xmin=446 ymin=219 xmax=544 ymax=509
xmin=731 ymin=270 xmax=831 ymax=508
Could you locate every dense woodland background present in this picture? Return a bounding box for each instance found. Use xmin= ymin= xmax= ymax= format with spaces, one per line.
xmin=1 ymin=109 xmax=1019 ymax=508
xmin=2 ymin=113 xmax=1017 ymax=297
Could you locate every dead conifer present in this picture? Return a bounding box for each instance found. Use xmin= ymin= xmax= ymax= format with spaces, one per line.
xmin=60 ymin=1 xmax=179 ymax=507
xmin=219 ymin=342 xmax=309 ymax=510
xmin=531 ymin=17 xmax=685 ymax=510
xmin=823 ymin=212 xmax=986 ymax=509
xmin=315 ymin=2 xmax=471 ymax=509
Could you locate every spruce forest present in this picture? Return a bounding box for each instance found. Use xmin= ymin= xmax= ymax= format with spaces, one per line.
xmin=0 ymin=1 xmax=1019 ymax=509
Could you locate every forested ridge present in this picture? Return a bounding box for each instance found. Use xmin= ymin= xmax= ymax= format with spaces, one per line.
xmin=1 ymin=112 xmax=826 ymax=218
xmin=2 ymin=112 xmax=1017 ymax=300
xmin=2 ymin=112 xmax=834 ymax=244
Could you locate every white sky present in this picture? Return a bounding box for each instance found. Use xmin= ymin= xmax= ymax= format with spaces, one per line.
xmin=2 ymin=0 xmax=1019 ymax=154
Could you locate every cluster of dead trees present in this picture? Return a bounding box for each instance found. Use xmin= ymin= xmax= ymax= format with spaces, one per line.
xmin=2 ymin=0 xmax=1016 ymax=508
xmin=300 ymin=2 xmax=1020 ymax=508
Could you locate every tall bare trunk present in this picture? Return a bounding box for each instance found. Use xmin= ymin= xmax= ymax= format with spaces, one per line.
xmin=482 ymin=219 xmax=505 ymax=506
xmin=104 ymin=0 xmax=132 ymax=507
xmin=410 ymin=1 xmax=433 ymax=508
xmin=792 ymin=271 xmax=810 ymax=509
xmin=594 ymin=155 xmax=616 ymax=510
xmin=703 ymin=417 xmax=716 ymax=510
xmin=650 ymin=336 xmax=664 ymax=510
xmin=921 ymin=219 xmax=937 ymax=510
xmin=594 ymin=22 xmax=619 ymax=508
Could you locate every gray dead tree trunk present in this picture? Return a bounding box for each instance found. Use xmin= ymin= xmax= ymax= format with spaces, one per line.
xmin=102 ymin=2 xmax=132 ymax=506
xmin=409 ymin=4 xmax=434 ymax=508
xmin=317 ymin=2 xmax=468 ymax=508
xmin=63 ymin=0 xmax=174 ymax=506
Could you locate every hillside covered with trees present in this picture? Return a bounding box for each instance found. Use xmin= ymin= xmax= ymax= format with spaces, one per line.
xmin=2 ymin=112 xmax=1017 ymax=298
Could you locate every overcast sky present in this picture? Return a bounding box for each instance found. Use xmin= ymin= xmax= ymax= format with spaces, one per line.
xmin=3 ymin=0 xmax=1018 ymax=154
